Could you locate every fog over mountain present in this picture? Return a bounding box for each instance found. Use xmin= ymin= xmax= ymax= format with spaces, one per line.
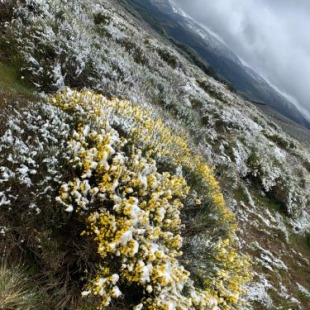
xmin=173 ymin=0 xmax=310 ymax=121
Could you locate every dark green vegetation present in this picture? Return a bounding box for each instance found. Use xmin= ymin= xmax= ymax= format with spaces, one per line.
xmin=0 ymin=63 xmax=34 ymax=99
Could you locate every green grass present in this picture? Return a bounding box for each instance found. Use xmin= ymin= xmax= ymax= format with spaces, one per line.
xmin=0 ymin=62 xmax=33 ymax=95
xmin=0 ymin=263 xmax=51 ymax=310
xmin=0 ymin=62 xmax=35 ymax=109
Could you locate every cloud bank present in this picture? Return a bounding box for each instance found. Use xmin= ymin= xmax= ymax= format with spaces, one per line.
xmin=173 ymin=0 xmax=310 ymax=120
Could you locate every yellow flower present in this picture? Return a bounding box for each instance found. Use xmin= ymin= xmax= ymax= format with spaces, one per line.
xmin=52 ymin=89 xmax=252 ymax=309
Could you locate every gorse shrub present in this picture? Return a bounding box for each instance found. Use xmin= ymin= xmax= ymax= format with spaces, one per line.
xmin=51 ymin=89 xmax=251 ymax=309
xmin=0 ymin=88 xmax=251 ymax=309
xmin=57 ymin=125 xmax=196 ymax=308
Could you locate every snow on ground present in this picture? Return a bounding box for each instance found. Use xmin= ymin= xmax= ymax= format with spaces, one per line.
xmin=1 ymin=0 xmax=309 ymax=308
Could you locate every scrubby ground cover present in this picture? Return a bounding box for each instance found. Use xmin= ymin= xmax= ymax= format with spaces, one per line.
xmin=51 ymin=89 xmax=251 ymax=309
xmin=0 ymin=89 xmax=250 ymax=309
xmin=0 ymin=0 xmax=309 ymax=309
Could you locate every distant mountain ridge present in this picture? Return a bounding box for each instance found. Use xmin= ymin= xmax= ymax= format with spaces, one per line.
xmin=127 ymin=0 xmax=310 ymax=128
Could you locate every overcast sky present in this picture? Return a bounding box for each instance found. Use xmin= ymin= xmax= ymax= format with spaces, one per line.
xmin=173 ymin=0 xmax=310 ymax=120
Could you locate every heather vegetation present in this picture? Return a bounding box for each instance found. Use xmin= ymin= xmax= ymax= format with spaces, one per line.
xmin=0 ymin=0 xmax=309 ymax=309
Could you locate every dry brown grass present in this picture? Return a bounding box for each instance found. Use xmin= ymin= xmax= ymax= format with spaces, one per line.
xmin=0 ymin=263 xmax=49 ymax=310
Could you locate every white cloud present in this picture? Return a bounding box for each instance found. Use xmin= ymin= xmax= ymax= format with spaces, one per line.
xmin=173 ymin=0 xmax=310 ymax=119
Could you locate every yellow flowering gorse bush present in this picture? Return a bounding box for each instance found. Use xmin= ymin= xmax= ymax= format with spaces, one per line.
xmin=51 ymin=88 xmax=251 ymax=309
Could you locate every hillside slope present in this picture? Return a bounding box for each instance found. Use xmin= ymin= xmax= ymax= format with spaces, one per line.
xmin=125 ymin=0 xmax=310 ymax=128
xmin=0 ymin=0 xmax=309 ymax=309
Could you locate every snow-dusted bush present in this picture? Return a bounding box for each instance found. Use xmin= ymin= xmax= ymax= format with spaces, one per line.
xmin=9 ymin=0 xmax=188 ymax=107
xmin=6 ymin=0 xmax=308 ymax=221
xmin=0 ymin=102 xmax=72 ymax=216
xmin=0 ymin=101 xmax=80 ymax=307
xmin=58 ymin=123 xmax=200 ymax=309
xmin=0 ymin=88 xmax=251 ymax=309
xmin=242 ymin=138 xmax=307 ymax=216
xmin=199 ymin=101 xmax=309 ymax=218
xmin=51 ymin=89 xmax=251 ymax=309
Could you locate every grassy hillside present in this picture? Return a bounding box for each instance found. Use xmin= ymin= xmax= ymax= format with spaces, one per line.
xmin=0 ymin=0 xmax=309 ymax=309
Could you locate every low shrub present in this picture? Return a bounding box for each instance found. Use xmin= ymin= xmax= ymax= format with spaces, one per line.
xmin=51 ymin=89 xmax=251 ymax=309
xmin=0 ymin=88 xmax=251 ymax=308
